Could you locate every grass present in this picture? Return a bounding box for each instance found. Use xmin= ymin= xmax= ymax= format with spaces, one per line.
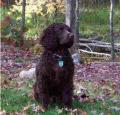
xmin=1 ymin=88 xmax=31 ymax=112
xmin=73 ymin=100 xmax=120 ymax=115
xmin=79 ymin=6 xmax=120 ymax=39
xmin=1 ymin=83 xmax=120 ymax=115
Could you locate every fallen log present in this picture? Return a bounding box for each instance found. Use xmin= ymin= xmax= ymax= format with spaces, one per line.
xmin=78 ymin=49 xmax=111 ymax=57
xmin=75 ymin=42 xmax=120 ymax=53
xmin=79 ymin=39 xmax=120 ymax=48
xmin=78 ymin=43 xmax=120 ymax=51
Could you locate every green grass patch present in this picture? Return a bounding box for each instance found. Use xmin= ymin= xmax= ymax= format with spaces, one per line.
xmin=1 ymin=87 xmax=120 ymax=115
xmin=79 ymin=6 xmax=120 ymax=39
xmin=1 ymin=88 xmax=31 ymax=112
xmin=73 ymin=100 xmax=120 ymax=115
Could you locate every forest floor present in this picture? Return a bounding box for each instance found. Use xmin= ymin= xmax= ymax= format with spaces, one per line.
xmin=1 ymin=43 xmax=120 ymax=115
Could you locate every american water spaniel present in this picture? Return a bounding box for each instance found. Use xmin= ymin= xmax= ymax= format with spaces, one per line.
xmin=33 ymin=23 xmax=74 ymax=109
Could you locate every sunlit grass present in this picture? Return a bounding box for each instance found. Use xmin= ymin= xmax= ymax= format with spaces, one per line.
xmin=1 ymin=88 xmax=31 ymax=112
xmin=1 ymin=80 xmax=120 ymax=115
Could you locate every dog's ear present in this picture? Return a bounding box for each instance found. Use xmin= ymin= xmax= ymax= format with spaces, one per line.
xmin=40 ymin=25 xmax=58 ymax=50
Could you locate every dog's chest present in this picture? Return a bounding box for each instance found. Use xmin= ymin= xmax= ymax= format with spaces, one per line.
xmin=54 ymin=55 xmax=65 ymax=68
xmin=42 ymin=51 xmax=73 ymax=73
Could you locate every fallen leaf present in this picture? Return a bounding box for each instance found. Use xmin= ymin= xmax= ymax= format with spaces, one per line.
xmin=0 ymin=110 xmax=6 ymax=115
xmin=81 ymin=111 xmax=87 ymax=115
xmin=23 ymin=104 xmax=31 ymax=111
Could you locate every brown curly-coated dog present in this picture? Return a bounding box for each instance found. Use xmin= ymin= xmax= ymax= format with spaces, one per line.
xmin=33 ymin=23 xmax=74 ymax=109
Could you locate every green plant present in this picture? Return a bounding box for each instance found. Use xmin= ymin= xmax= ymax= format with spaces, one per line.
xmin=1 ymin=3 xmax=120 ymax=43
xmin=1 ymin=88 xmax=31 ymax=112
xmin=1 ymin=79 xmax=120 ymax=115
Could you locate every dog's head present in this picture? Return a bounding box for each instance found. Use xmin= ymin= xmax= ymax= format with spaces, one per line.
xmin=40 ymin=23 xmax=74 ymax=50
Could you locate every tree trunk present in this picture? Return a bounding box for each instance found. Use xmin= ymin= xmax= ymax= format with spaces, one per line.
xmin=21 ymin=0 xmax=26 ymax=46
xmin=65 ymin=0 xmax=81 ymax=64
xmin=110 ymin=0 xmax=115 ymax=61
xmin=65 ymin=0 xmax=76 ymax=32
xmin=75 ymin=0 xmax=81 ymax=43
xmin=65 ymin=0 xmax=76 ymax=53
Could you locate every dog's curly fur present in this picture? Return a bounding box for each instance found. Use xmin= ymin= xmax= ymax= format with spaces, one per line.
xmin=33 ymin=23 xmax=74 ymax=109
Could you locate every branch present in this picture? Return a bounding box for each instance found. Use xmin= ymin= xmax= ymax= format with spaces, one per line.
xmin=78 ymin=49 xmax=111 ymax=57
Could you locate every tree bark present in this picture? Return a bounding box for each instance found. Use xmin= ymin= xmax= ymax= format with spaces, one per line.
xmin=21 ymin=0 xmax=26 ymax=45
xmin=65 ymin=0 xmax=81 ymax=64
xmin=65 ymin=0 xmax=76 ymax=54
xmin=110 ymin=0 xmax=115 ymax=61
xmin=75 ymin=0 xmax=81 ymax=43
xmin=65 ymin=0 xmax=76 ymax=33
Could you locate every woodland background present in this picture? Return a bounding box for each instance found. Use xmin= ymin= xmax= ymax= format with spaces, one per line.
xmin=1 ymin=0 xmax=120 ymax=115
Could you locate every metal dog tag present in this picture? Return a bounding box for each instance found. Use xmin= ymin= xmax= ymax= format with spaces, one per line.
xmin=58 ymin=60 xmax=64 ymax=67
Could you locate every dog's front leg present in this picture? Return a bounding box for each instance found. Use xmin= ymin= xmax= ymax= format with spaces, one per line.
xmin=62 ymin=86 xmax=73 ymax=108
xmin=42 ymin=77 xmax=51 ymax=109
xmin=42 ymin=92 xmax=50 ymax=109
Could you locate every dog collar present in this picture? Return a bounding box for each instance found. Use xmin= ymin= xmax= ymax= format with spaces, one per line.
xmin=53 ymin=54 xmax=64 ymax=67
xmin=53 ymin=54 xmax=62 ymax=59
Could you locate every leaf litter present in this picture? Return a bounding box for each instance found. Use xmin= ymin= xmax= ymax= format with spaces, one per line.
xmin=1 ymin=43 xmax=120 ymax=114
